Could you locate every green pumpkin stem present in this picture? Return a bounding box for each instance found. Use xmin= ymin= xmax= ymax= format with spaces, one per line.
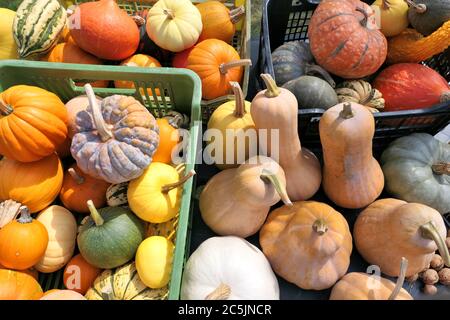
xmin=16 ymin=206 xmax=32 ymax=224
xmin=0 ymin=199 xmax=22 ymax=228
xmin=87 ymin=200 xmax=104 ymax=226
xmin=388 ymin=257 xmax=408 ymax=300
xmin=0 ymin=98 xmax=13 ymax=116
xmin=404 ymin=0 xmax=427 ymax=13
xmin=420 ymin=221 xmax=450 ymax=267
xmin=230 ymin=81 xmax=246 ymax=118
xmin=219 ymin=59 xmax=252 ymax=75
xmin=432 ymin=162 xmax=450 ymax=175
xmin=161 ymin=169 xmax=196 ymax=193
xmin=261 ymin=73 xmax=281 ymax=98
xmin=340 ymin=103 xmax=354 ymax=119
xmin=84 ymin=84 xmax=113 ymax=142
xmin=205 ymin=283 xmax=231 ymax=300
xmin=355 ymin=7 xmax=369 ymax=27
xmin=260 ymin=169 xmax=292 ymax=206
xmin=230 ymin=5 xmax=245 ymax=24
xmin=68 ymin=168 xmax=85 ymax=185
xmin=312 ymin=219 xmax=328 ymax=235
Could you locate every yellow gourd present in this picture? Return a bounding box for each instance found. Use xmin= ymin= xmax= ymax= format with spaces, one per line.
xmin=135 ymin=236 xmax=174 ymax=289
xmin=371 ymin=0 xmax=409 ymax=37
xmin=0 ymin=9 xmax=18 ymax=60
xmin=387 ymin=21 xmax=450 ymax=64
xmin=127 ymin=162 xmax=195 ymax=223
xmin=206 ymin=82 xmax=255 ymax=170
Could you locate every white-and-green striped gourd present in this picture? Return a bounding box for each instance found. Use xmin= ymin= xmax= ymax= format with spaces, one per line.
xmin=13 ymin=0 xmax=67 ymax=59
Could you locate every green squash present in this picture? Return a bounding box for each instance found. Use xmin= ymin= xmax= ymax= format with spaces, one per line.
xmin=381 ymin=133 xmax=450 ymax=214
xmin=77 ymin=201 xmax=146 ymax=269
xmin=282 ymin=76 xmax=338 ymax=110
xmin=407 ymin=0 xmax=450 ymax=36
xmin=106 ymin=182 xmax=129 ymax=207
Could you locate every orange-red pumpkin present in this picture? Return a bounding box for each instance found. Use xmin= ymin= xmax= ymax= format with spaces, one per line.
xmin=187 ymin=39 xmax=251 ymax=100
xmin=0 ymin=85 xmax=68 ymax=162
xmin=63 ymin=254 xmax=101 ymax=295
xmin=308 ymin=0 xmax=387 ymax=78
xmin=0 ymin=269 xmax=43 ymax=300
xmin=172 ymin=47 xmax=194 ymax=68
xmin=152 ymin=118 xmax=180 ymax=164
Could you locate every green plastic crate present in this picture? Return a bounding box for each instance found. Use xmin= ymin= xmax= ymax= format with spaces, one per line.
xmin=72 ymin=0 xmax=251 ymax=121
xmin=0 ymin=60 xmax=201 ymax=300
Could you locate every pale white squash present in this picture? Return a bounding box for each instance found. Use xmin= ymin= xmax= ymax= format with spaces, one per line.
xmin=146 ymin=0 xmax=202 ymax=52
xmin=35 ymin=205 xmax=77 ymax=273
xmin=181 ymin=236 xmax=280 ymax=300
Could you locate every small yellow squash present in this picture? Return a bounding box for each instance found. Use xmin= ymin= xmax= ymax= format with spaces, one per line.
xmin=0 ymin=9 xmax=18 ymax=60
xmin=371 ymin=0 xmax=409 ymax=37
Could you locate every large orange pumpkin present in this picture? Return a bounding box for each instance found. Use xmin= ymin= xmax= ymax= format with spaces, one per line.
xmin=63 ymin=254 xmax=102 ymax=295
xmin=187 ymin=39 xmax=251 ymax=100
xmin=308 ymin=0 xmax=387 ymax=79
xmin=0 ymin=269 xmax=43 ymax=300
xmin=0 ymin=85 xmax=68 ymax=162
xmin=0 ymin=263 xmax=39 ymax=280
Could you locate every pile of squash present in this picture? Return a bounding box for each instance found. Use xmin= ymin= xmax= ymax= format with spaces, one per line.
xmin=0 ymin=0 xmax=248 ymax=101
xmin=0 ymin=81 xmax=193 ymax=300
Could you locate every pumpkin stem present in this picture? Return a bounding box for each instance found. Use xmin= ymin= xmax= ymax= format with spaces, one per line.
xmin=163 ymin=9 xmax=175 ymax=19
xmin=87 ymin=200 xmax=104 ymax=226
xmin=312 ymin=219 xmax=328 ymax=235
xmin=355 ymin=7 xmax=369 ymax=27
xmin=68 ymin=168 xmax=85 ymax=185
xmin=260 ymin=169 xmax=293 ymax=206
xmin=260 ymin=73 xmax=281 ymax=98
xmin=230 ymin=81 xmax=246 ymax=118
xmin=304 ymin=65 xmax=336 ymax=88
xmin=388 ymin=257 xmax=408 ymax=300
xmin=440 ymin=92 xmax=450 ymax=103
xmin=432 ymin=162 xmax=450 ymax=175
xmin=420 ymin=221 xmax=450 ymax=267
xmin=205 ymin=283 xmax=231 ymax=300
xmin=219 ymin=59 xmax=252 ymax=75
xmin=16 ymin=206 xmax=32 ymax=224
xmin=161 ymin=169 xmax=196 ymax=193
xmin=84 ymin=84 xmax=113 ymax=142
xmin=0 ymin=98 xmax=13 ymax=116
xmin=0 ymin=200 xmax=22 ymax=228
xmin=132 ymin=15 xmax=146 ymax=27
xmin=404 ymin=0 xmax=427 ymax=13
xmin=382 ymin=0 xmax=391 ymax=10
xmin=230 ymin=5 xmax=245 ymax=24
xmin=340 ymin=103 xmax=354 ymax=119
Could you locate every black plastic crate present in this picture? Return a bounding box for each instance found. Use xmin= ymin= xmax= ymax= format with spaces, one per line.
xmin=257 ymin=0 xmax=450 ymax=151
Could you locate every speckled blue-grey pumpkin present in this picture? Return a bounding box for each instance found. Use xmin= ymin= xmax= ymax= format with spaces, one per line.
xmin=71 ymin=88 xmax=159 ymax=184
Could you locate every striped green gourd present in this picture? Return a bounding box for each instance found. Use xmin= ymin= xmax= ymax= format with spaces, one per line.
xmin=13 ymin=0 xmax=67 ymax=59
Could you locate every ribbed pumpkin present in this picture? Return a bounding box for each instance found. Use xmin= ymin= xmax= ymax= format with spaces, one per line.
xmin=35 ymin=205 xmax=77 ymax=273
xmin=371 ymin=0 xmax=409 ymax=37
xmin=60 ymin=164 xmax=110 ymax=214
xmin=69 ymin=0 xmax=140 ymax=60
xmin=0 ymin=154 xmax=63 ymax=226
xmin=406 ymin=0 xmax=450 ymax=36
xmin=260 ymin=201 xmax=352 ymax=290
xmin=335 ymin=80 xmax=385 ymax=112
xmin=77 ymin=201 xmax=146 ymax=269
xmin=85 ymin=262 xmax=168 ymax=300
xmin=0 ymin=8 xmax=18 ymax=60
xmin=172 ymin=47 xmax=194 ymax=68
xmin=0 ymin=85 xmax=68 ymax=162
xmin=0 ymin=269 xmax=43 ymax=300
xmin=13 ymin=0 xmax=67 ymax=59
xmin=71 ymin=84 xmax=159 ymax=184
xmin=308 ymin=0 xmax=387 ymax=79
xmin=187 ymin=39 xmax=251 ymax=100
xmin=196 ymin=1 xmax=245 ymax=43
xmin=373 ymin=63 xmax=450 ymax=111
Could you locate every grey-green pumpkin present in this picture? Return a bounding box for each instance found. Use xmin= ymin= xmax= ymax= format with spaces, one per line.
xmin=77 ymin=201 xmax=146 ymax=269
xmin=381 ymin=133 xmax=450 ymax=214
xmin=407 ymin=0 xmax=450 ymax=36
xmin=13 ymin=0 xmax=67 ymax=59
xmin=282 ymin=76 xmax=338 ymax=110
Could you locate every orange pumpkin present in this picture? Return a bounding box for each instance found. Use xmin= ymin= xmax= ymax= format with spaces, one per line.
xmin=44 ymin=43 xmax=108 ymax=88
xmin=63 ymin=254 xmax=102 ymax=295
xmin=187 ymin=39 xmax=251 ymax=100
xmin=0 ymin=85 xmax=68 ymax=162
xmin=152 ymin=118 xmax=180 ymax=164
xmin=0 ymin=269 xmax=43 ymax=300
xmin=0 ymin=207 xmax=49 ymax=270
xmin=60 ymin=164 xmax=110 ymax=214
xmin=114 ymin=54 xmax=161 ymax=95
xmin=0 ymin=263 xmax=39 ymax=280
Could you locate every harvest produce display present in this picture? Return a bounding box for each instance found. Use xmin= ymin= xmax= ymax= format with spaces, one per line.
xmin=0 ymin=0 xmax=449 ymax=302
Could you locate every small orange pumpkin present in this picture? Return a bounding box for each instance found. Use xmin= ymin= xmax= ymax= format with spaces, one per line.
xmin=152 ymin=118 xmax=180 ymax=164
xmin=63 ymin=254 xmax=102 ymax=295
xmin=187 ymin=39 xmax=251 ymax=100
xmin=60 ymin=164 xmax=110 ymax=214
xmin=0 ymin=269 xmax=43 ymax=300
xmin=0 ymin=263 xmax=39 ymax=280
xmin=0 ymin=207 xmax=49 ymax=270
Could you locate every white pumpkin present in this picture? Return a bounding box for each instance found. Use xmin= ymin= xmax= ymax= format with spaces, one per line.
xmin=146 ymin=0 xmax=202 ymax=52
xmin=35 ymin=205 xmax=77 ymax=273
xmin=181 ymin=236 xmax=280 ymax=300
